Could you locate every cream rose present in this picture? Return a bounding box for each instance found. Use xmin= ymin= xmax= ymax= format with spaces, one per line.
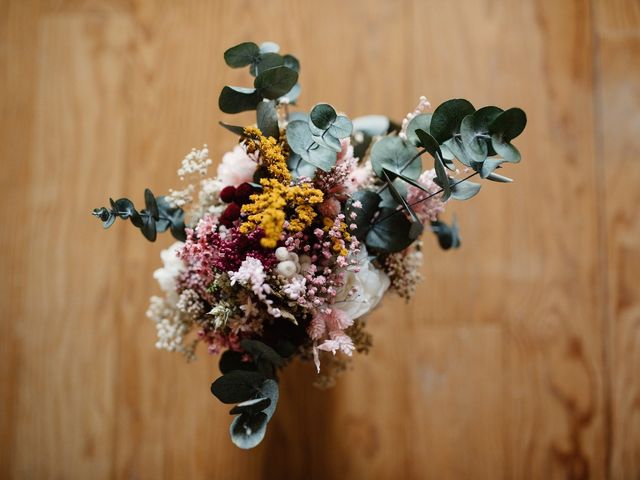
xmin=217 ymin=145 xmax=256 ymax=186
xmin=333 ymin=246 xmax=390 ymax=320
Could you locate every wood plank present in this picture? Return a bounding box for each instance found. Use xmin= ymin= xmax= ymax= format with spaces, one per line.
xmin=409 ymin=0 xmax=606 ymax=479
xmin=2 ymin=10 xmax=132 ymax=479
xmin=592 ymin=0 xmax=640 ymax=477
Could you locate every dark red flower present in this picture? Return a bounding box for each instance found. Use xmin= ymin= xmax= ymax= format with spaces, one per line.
xmin=222 ymin=202 xmax=241 ymax=221
xmin=235 ymin=182 xmax=255 ymax=205
xmin=220 ymin=186 xmax=236 ymax=203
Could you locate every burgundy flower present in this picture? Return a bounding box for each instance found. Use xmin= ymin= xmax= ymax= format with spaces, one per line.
xmin=235 ymin=182 xmax=255 ymax=205
xmin=220 ymin=185 xmax=236 ymax=203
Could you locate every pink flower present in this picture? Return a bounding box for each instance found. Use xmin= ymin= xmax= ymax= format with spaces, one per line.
xmin=406 ymin=169 xmax=447 ymax=222
xmin=318 ymin=197 xmax=341 ymax=218
xmin=217 ymin=145 xmax=257 ymax=186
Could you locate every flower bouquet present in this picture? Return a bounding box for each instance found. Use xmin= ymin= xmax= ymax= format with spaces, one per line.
xmin=93 ymin=41 xmax=527 ymax=449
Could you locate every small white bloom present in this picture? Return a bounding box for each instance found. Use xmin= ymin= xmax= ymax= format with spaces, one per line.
xmin=275 ymin=246 xmax=290 ymax=261
xmin=153 ymin=242 xmax=185 ymax=302
xmin=277 ymin=260 xmax=297 ymax=278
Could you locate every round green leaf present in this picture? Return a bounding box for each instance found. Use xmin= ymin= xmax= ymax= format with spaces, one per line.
xmin=450 ymin=180 xmax=482 ymax=200
xmin=259 ymin=41 xmax=280 ymax=53
xmin=366 ymin=208 xmax=415 ymax=253
xmin=310 ymin=103 xmax=337 ymax=129
xmin=406 ymin=113 xmax=432 ymax=147
xmin=286 ymin=120 xmax=314 ymax=154
xmin=252 ymin=52 xmax=284 ymax=76
xmin=491 ymin=135 xmax=521 ymax=163
xmin=489 ymin=108 xmax=527 ymax=141
xmin=328 ymin=115 xmax=353 ymax=139
xmin=254 ymin=66 xmax=299 ymax=100
xmin=219 ymin=350 xmax=255 ymax=374
xmin=230 ymin=412 xmax=268 ymax=449
xmin=287 ymin=153 xmax=317 ymax=179
xmin=280 ymin=83 xmax=301 ymax=103
xmin=282 ymin=54 xmax=300 ymax=72
xmin=256 ymin=100 xmax=279 ymax=139
xmin=230 ymin=397 xmax=271 ymax=416
xmin=307 ymin=144 xmax=337 ymax=171
xmin=460 ymin=115 xmax=488 ymax=163
xmin=219 ymin=86 xmax=261 ymax=114
xmin=430 ymin=99 xmax=475 ymax=143
xmin=210 ymin=370 xmax=266 ymax=404
xmin=370 ymin=136 xmax=421 ymax=179
xmin=224 ymin=42 xmax=260 ymax=68
xmin=352 ymin=115 xmax=390 ymax=136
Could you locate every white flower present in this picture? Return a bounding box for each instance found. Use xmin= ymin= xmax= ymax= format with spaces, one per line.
xmin=217 ymin=145 xmax=257 ymax=186
xmin=153 ymin=242 xmax=185 ymax=302
xmin=333 ymin=246 xmax=390 ymax=320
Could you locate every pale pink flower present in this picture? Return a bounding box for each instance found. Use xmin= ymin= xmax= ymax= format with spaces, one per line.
xmin=406 ymin=169 xmax=447 ymax=222
xmin=217 ymin=145 xmax=257 ymax=186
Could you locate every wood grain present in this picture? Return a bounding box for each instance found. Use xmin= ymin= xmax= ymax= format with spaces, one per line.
xmin=0 ymin=0 xmax=638 ymax=478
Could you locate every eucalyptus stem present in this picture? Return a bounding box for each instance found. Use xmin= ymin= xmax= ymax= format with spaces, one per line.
xmin=376 ymin=147 xmax=427 ymax=194
xmin=374 ymin=171 xmax=480 ymax=225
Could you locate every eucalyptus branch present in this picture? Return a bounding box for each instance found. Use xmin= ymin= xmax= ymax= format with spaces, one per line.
xmin=374 ymin=171 xmax=480 ymax=225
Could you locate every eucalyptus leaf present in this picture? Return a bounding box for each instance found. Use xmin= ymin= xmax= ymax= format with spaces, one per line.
xmin=486 ymin=172 xmax=513 ymax=183
xmin=259 ymin=41 xmax=280 ymax=54
xmin=370 ymin=136 xmax=421 ymax=179
xmin=219 ymin=350 xmax=255 ymax=374
xmin=282 ymin=54 xmax=300 ymax=72
xmin=480 ymin=158 xmax=506 ymax=178
xmin=219 ymin=86 xmax=261 ymax=114
xmin=345 ymin=190 xmax=382 ymax=242
xmin=313 ymin=131 xmax=341 ymax=152
xmin=306 ymin=144 xmax=337 ymax=171
xmin=433 ymin=151 xmax=451 ymax=201
xmin=382 ymin=170 xmax=422 ymax=238
xmin=489 ymin=107 xmax=527 ymax=141
xmin=144 ymin=188 xmax=159 ymax=219
xmin=430 ymin=99 xmax=475 ymax=143
xmin=140 ymin=214 xmax=157 ymax=242
xmin=256 ymin=100 xmax=280 ymax=138
xmin=287 ymin=153 xmax=317 ymax=179
xmin=229 ymin=397 xmax=271 ymax=416
xmin=460 ymin=115 xmax=488 ymax=163
xmin=328 ymin=115 xmax=353 ymax=139
xmin=414 ymin=129 xmax=441 ymax=157
xmin=450 ymin=180 xmax=481 ymax=200
xmin=252 ymin=52 xmax=284 ymax=76
xmin=431 ymin=219 xmax=461 ymax=250
xmin=241 ymin=339 xmax=285 ymax=368
xmin=230 ymin=412 xmax=268 ymax=449
xmin=280 ymin=83 xmax=301 ymax=103
xmin=406 ymin=113 xmax=433 ymax=147
xmin=352 ymin=115 xmax=390 ymax=136
xmin=219 ymin=121 xmax=246 ymax=136
xmin=310 ymin=103 xmax=337 ymax=129
xmin=210 ymin=370 xmax=266 ymax=404
xmin=255 ymin=378 xmax=279 ymax=421
xmin=366 ymin=207 xmax=415 ymax=253
xmin=254 ymin=66 xmax=298 ymax=99
xmin=491 ymin=135 xmax=521 ymax=163
xmin=224 ymin=42 xmax=260 ymax=68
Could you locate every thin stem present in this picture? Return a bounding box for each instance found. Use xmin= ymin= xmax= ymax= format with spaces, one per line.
xmin=376 ymin=147 xmax=427 ymax=194
xmin=373 ymin=171 xmax=480 ymax=225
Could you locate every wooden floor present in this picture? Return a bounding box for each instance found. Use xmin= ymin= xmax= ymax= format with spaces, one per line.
xmin=1 ymin=0 xmax=639 ymax=478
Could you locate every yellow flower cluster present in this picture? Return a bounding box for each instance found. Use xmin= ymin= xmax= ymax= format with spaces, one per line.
xmin=323 ymin=217 xmax=351 ymax=257
xmin=240 ymin=179 xmax=324 ymax=249
xmin=243 ymin=127 xmax=291 ymax=184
